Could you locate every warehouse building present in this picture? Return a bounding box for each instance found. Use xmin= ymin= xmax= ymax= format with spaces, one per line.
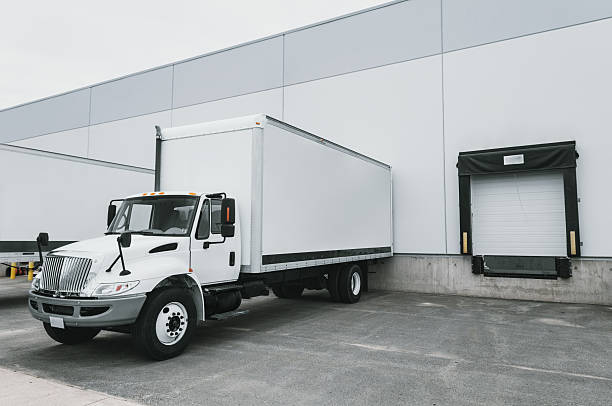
xmin=1 ymin=0 xmax=611 ymax=304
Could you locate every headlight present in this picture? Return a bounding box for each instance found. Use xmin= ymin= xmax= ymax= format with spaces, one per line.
xmin=31 ymin=275 xmax=40 ymax=291
xmin=93 ymin=281 xmax=139 ymax=296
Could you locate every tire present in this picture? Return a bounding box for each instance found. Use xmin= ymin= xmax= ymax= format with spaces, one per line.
xmin=133 ymin=288 xmax=197 ymax=360
xmin=327 ymin=268 xmax=341 ymax=302
xmin=43 ymin=323 xmax=100 ymax=345
xmin=272 ymin=285 xmax=304 ymax=299
xmin=338 ymin=263 xmax=363 ymax=304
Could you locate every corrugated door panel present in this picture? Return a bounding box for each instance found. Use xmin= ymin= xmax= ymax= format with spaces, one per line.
xmin=471 ymin=171 xmax=566 ymax=256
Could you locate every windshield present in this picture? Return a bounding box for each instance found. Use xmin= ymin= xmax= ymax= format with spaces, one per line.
xmin=108 ymin=196 xmax=199 ymax=236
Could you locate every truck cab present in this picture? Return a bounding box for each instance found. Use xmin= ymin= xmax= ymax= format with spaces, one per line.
xmin=29 ymin=191 xmax=244 ymax=359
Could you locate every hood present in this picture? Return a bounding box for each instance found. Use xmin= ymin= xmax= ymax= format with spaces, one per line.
xmin=47 ymin=234 xmax=191 ymax=295
xmin=52 ymin=234 xmax=187 ymax=264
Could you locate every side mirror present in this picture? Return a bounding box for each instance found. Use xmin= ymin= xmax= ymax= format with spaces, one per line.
xmin=37 ymin=232 xmax=49 ymax=247
xmin=118 ymin=232 xmax=132 ymax=248
xmin=107 ymin=204 xmax=117 ymax=227
xmin=221 ymin=224 xmax=235 ymax=238
xmin=221 ymin=198 xmax=235 ymax=225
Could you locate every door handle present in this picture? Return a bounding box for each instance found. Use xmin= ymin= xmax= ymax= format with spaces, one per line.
xmin=203 ymin=241 xmax=210 ymax=249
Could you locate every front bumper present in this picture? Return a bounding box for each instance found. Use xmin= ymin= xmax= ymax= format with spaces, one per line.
xmin=28 ymin=291 xmax=147 ymax=328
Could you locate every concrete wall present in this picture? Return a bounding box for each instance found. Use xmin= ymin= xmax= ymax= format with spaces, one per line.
xmin=370 ymin=255 xmax=612 ymax=305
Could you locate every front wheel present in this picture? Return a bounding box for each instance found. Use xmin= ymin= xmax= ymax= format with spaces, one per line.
xmin=133 ymin=288 xmax=197 ymax=360
xmin=43 ymin=323 xmax=100 ymax=345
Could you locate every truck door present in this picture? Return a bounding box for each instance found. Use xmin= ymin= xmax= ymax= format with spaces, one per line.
xmin=191 ymin=198 xmax=237 ymax=285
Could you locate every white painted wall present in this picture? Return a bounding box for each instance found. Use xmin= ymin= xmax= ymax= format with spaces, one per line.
xmin=5 ymin=16 xmax=612 ymax=259
xmin=444 ymin=18 xmax=612 ymax=256
xmin=284 ymin=56 xmax=445 ymax=254
xmin=88 ymin=111 xmax=171 ymax=169
xmin=171 ymin=88 xmax=283 ymax=127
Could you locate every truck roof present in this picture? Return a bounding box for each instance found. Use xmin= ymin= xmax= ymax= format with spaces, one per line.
xmin=160 ymin=114 xmax=266 ymax=141
xmin=125 ymin=191 xmax=203 ymax=199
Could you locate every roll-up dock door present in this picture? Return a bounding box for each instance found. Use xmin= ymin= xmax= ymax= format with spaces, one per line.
xmin=471 ymin=171 xmax=567 ymax=257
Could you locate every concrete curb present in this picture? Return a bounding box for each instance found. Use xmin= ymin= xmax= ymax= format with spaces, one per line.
xmin=0 ymin=367 xmax=142 ymax=406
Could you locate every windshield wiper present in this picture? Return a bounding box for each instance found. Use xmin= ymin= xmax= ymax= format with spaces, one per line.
xmin=130 ymin=230 xmax=156 ymax=235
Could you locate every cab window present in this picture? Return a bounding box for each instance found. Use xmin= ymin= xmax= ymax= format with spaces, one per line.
xmin=211 ymin=199 xmax=222 ymax=234
xmin=196 ymin=200 xmax=210 ymax=239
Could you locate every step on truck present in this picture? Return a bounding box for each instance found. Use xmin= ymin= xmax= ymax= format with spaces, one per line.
xmin=28 ymin=114 xmax=393 ymax=360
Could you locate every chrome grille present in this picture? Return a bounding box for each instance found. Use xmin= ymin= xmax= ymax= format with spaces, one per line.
xmin=40 ymin=256 xmax=92 ymax=295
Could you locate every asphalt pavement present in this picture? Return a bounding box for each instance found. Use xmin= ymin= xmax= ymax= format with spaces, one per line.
xmin=1 ymin=276 xmax=611 ymax=405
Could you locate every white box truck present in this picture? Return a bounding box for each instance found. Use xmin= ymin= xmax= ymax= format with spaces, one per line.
xmin=28 ymin=114 xmax=393 ymax=359
xmin=0 ymin=143 xmax=153 ymax=269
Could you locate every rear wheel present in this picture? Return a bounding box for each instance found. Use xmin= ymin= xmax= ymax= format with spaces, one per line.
xmin=43 ymin=323 xmax=100 ymax=345
xmin=338 ymin=263 xmax=363 ymax=304
xmin=272 ymin=285 xmax=304 ymax=299
xmin=327 ymin=269 xmax=341 ymax=302
xmin=133 ymin=288 xmax=197 ymax=360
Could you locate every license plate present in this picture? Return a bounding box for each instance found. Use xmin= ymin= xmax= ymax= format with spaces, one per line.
xmin=49 ymin=316 xmax=65 ymax=329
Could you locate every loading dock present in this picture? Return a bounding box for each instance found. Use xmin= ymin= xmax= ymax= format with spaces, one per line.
xmin=458 ymin=141 xmax=579 ymax=278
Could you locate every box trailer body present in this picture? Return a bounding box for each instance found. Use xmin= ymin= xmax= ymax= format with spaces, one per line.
xmin=28 ymin=114 xmax=393 ymax=360
xmin=158 ymin=114 xmax=393 ymax=275
xmin=0 ymin=143 xmax=154 ymax=264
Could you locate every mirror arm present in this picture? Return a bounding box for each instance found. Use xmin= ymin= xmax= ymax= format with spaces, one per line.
xmin=36 ymin=239 xmax=44 ymax=267
xmin=205 ymin=237 xmax=226 ymax=246
xmin=115 ymin=237 xmax=131 ymax=275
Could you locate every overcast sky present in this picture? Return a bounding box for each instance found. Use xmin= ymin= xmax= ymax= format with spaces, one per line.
xmin=0 ymin=0 xmax=387 ymax=110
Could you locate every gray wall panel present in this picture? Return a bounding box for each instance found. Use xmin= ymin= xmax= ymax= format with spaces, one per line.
xmin=90 ymin=67 xmax=173 ymax=124
xmin=284 ymin=0 xmax=441 ymax=85
xmin=443 ymin=0 xmax=612 ymax=51
xmin=172 ymin=37 xmax=283 ymax=109
xmin=0 ymin=89 xmax=90 ymax=142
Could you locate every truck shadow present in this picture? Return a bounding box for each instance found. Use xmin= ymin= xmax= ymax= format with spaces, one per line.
xmin=15 ymin=290 xmax=381 ymax=368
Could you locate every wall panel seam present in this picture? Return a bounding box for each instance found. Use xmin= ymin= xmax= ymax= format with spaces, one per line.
xmin=172 ymin=85 xmax=285 ymax=111
xmin=282 ymin=34 xmax=286 ymax=121
xmin=170 ymin=64 xmax=175 ymax=127
xmin=284 ymin=52 xmax=441 ymax=88
xmin=87 ymin=88 xmax=92 ymax=158
xmin=4 ymin=124 xmax=91 ymax=144
xmin=443 ymin=15 xmax=612 ymax=54
xmin=89 ymin=108 xmax=173 ymax=127
xmin=440 ymin=0 xmax=448 ymax=254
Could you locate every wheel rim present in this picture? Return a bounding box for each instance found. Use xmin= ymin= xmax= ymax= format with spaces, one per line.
xmin=155 ymin=302 xmax=188 ymax=346
xmin=350 ymin=271 xmax=361 ymax=296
